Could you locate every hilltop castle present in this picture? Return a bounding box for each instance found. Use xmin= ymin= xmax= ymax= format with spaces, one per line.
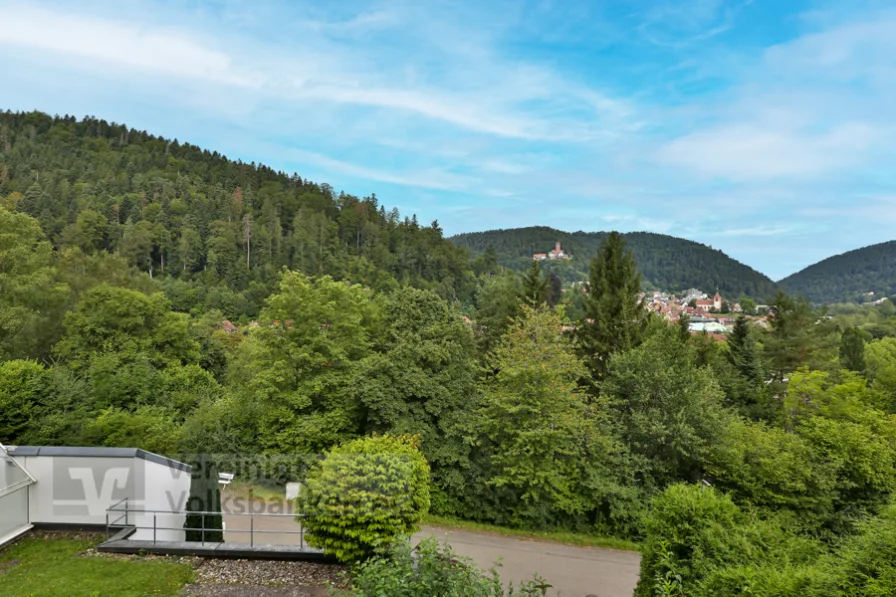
xmin=533 ymin=242 xmax=570 ymax=261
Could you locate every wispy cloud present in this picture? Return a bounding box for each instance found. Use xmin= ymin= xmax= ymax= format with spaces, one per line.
xmin=0 ymin=6 xmax=259 ymax=87
xmin=635 ymin=0 xmax=754 ymax=48
xmin=287 ymin=149 xmax=477 ymax=192
xmin=0 ymin=2 xmax=635 ymax=142
xmin=713 ymin=225 xmax=800 ymax=237
xmin=658 ymin=122 xmax=882 ymax=180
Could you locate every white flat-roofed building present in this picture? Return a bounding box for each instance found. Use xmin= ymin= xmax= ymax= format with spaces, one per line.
xmin=2 ymin=445 xmax=192 ymax=546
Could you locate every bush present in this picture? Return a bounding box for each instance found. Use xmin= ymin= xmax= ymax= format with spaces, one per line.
xmin=0 ymin=359 xmax=50 ymax=441
xmin=635 ymin=484 xmax=825 ymax=597
xmin=346 ymin=536 xmax=551 ymax=596
xmin=300 ymin=435 xmax=430 ymax=562
xmin=833 ymin=503 xmax=896 ymax=597
xmin=636 ymin=484 xmax=752 ymax=597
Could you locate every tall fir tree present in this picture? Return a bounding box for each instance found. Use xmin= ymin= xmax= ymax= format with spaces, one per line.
xmin=184 ymin=455 xmax=224 ymax=542
xmin=764 ymin=290 xmax=837 ymax=381
xmin=677 ymin=314 xmax=691 ymax=344
xmin=521 ymin=260 xmax=548 ymax=308
xmin=576 ymin=231 xmax=646 ymax=386
xmin=728 ymin=316 xmax=764 ymax=385
xmin=547 ymin=272 xmax=563 ymax=307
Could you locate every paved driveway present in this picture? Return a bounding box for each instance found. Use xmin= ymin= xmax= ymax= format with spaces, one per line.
xmin=219 ymin=494 xmax=640 ymax=597
xmin=414 ymin=527 xmax=640 ymax=597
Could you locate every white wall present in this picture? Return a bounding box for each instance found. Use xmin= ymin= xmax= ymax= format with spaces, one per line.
xmin=14 ymin=455 xmax=135 ymax=526
xmin=130 ymin=459 xmax=191 ymax=541
xmin=12 ymin=454 xmax=190 ymax=541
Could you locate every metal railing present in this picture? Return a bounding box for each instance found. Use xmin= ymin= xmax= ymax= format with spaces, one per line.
xmin=105 ymin=497 xmax=129 ymax=539
xmin=105 ymin=501 xmax=309 ymax=549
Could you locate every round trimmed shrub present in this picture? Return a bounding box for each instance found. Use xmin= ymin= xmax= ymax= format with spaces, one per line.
xmin=299 ymin=434 xmax=430 ymax=562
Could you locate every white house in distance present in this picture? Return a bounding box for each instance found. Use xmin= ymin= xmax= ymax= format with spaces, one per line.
xmin=0 ymin=444 xmax=192 ymax=547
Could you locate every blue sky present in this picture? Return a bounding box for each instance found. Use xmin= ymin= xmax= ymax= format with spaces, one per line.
xmin=1 ymin=0 xmax=894 ymax=280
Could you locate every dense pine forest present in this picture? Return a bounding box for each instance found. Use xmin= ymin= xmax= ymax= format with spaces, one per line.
xmin=0 ymin=110 xmax=476 ymax=324
xmin=451 ymin=226 xmax=779 ymax=300
xmin=779 ymin=240 xmax=896 ymax=303
xmin=4 ymin=111 xmax=896 ymax=596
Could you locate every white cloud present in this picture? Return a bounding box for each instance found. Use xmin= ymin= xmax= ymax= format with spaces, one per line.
xmin=635 ymin=0 xmax=754 ymax=48
xmin=658 ymin=122 xmax=881 ymax=180
xmin=0 ymin=6 xmax=259 ymax=87
xmin=763 ymin=12 xmax=896 ymax=81
xmin=287 ymin=149 xmax=477 ymax=192
xmin=713 ymin=225 xmax=799 ymax=236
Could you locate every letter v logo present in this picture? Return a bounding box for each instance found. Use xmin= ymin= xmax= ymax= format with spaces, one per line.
xmin=67 ymin=467 xmax=131 ymax=516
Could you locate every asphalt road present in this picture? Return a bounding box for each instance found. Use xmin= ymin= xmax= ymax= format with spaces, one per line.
xmin=219 ymin=494 xmax=641 ymax=597
xmin=414 ymin=527 xmax=640 ymax=597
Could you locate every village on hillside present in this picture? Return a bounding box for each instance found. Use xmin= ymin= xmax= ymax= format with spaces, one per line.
xmin=641 ymin=289 xmax=769 ymax=339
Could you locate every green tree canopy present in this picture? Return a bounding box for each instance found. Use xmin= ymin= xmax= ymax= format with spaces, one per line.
xmin=839 ymin=326 xmax=868 ymax=373
xmin=601 ymin=326 xmax=730 ymax=487
xmin=470 ymin=307 xmax=596 ymax=526
xmin=353 ymin=287 xmax=478 ymax=514
xmin=230 ymin=271 xmax=379 ymax=454
xmin=55 ymin=284 xmax=200 ymax=369
xmin=0 ymin=207 xmax=68 ymax=361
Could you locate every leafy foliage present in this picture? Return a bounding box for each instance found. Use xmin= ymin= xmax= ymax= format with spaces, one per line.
xmin=300 ymin=435 xmax=431 ymax=562
xmin=0 ymin=206 xmax=67 ymax=360
xmin=469 ymin=307 xmax=595 ymax=526
xmin=229 ymin=271 xmax=378 ymax=455
xmin=346 ymin=536 xmax=551 ymax=597
xmin=353 ymin=287 xmax=478 ymax=514
xmin=601 ymin=326 xmax=730 ymax=487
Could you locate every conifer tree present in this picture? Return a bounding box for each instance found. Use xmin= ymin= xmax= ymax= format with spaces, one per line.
xmin=576 ymin=231 xmax=646 ymax=385
xmin=184 ymin=455 xmax=224 ymax=543
xmin=677 ymin=314 xmax=691 ymax=344
xmin=728 ymin=316 xmax=764 ymax=384
xmin=521 ymin=260 xmax=548 ymax=308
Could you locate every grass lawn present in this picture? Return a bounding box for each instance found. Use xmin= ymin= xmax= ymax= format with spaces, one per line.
xmin=0 ymin=533 xmax=194 ymax=597
xmin=423 ymin=515 xmax=640 ymax=552
xmin=225 ymin=481 xmax=287 ymax=503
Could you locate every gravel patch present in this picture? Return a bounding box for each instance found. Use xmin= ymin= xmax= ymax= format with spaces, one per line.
xmin=181 ymin=584 xmax=330 ymax=596
xmin=19 ymin=530 xmax=349 ymax=596
xmin=193 ymin=558 xmax=348 ymax=587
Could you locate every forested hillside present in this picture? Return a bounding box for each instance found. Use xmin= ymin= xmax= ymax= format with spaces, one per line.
xmin=451 ymin=226 xmax=779 ymax=299
xmin=0 ymin=110 xmax=476 ymax=324
xmin=779 ymin=240 xmax=896 ymax=303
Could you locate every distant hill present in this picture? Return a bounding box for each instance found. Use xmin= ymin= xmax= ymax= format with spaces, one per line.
xmin=778 ymin=241 xmax=896 ymax=304
xmin=450 ymin=226 xmax=779 ymax=300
